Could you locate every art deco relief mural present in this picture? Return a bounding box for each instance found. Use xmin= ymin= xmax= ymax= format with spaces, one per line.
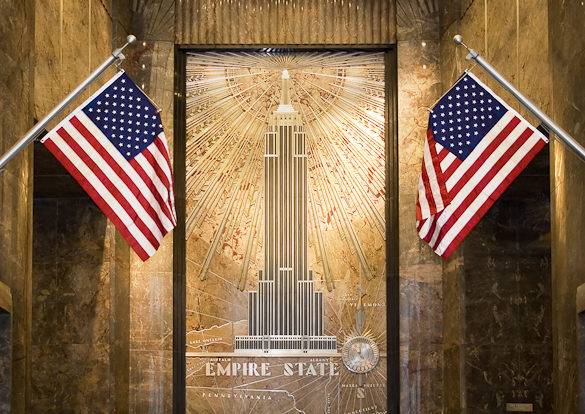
xmin=185 ymin=51 xmax=387 ymax=413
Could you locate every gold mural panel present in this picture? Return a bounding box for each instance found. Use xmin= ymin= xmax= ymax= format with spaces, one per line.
xmin=185 ymin=51 xmax=387 ymax=413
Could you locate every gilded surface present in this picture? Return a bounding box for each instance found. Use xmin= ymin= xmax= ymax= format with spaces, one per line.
xmin=176 ymin=0 xmax=395 ymax=45
xmin=185 ymin=51 xmax=387 ymax=413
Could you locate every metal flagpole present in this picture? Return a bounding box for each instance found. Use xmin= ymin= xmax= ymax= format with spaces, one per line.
xmin=0 ymin=34 xmax=137 ymax=171
xmin=453 ymin=34 xmax=585 ymax=163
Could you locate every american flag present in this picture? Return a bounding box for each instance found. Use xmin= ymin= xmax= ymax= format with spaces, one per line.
xmin=416 ymin=72 xmax=548 ymax=258
xmin=42 ymin=71 xmax=176 ymax=261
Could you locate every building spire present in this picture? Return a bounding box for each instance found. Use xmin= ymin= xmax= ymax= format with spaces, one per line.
xmin=281 ymin=69 xmax=290 ymax=105
xmin=277 ymin=69 xmax=294 ymax=113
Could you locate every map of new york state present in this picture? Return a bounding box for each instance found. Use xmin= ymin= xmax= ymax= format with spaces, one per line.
xmin=184 ymin=51 xmax=387 ymax=414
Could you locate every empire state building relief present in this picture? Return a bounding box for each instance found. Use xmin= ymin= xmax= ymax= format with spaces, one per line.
xmin=235 ymin=70 xmax=337 ymax=354
xmin=184 ymin=51 xmax=387 ymax=413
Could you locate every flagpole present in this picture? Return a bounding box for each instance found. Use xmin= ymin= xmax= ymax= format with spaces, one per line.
xmin=453 ymin=34 xmax=585 ymax=163
xmin=0 ymin=34 xmax=137 ymax=171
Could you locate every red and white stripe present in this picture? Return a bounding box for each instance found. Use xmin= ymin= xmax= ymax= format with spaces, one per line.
xmin=416 ymin=128 xmax=450 ymax=221
xmin=42 ymin=112 xmax=176 ymax=261
xmin=416 ymin=109 xmax=547 ymax=258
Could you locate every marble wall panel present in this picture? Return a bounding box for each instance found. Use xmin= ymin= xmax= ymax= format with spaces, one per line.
xmin=33 ymin=0 xmax=61 ymax=119
xmin=128 ymin=281 xmax=172 ymax=411
xmin=31 ymin=199 xmax=114 ymax=413
xmin=33 ymin=0 xmax=120 ymax=128
xmin=0 ymin=0 xmax=35 ymax=411
xmin=579 ymin=312 xmax=585 ymax=410
xmin=110 ymin=230 xmax=132 ymax=413
xmin=518 ymin=0 xmax=551 ymax=117
xmin=397 ymin=1 xmax=444 ymax=412
xmin=129 ymin=349 xmax=173 ymax=412
xmin=61 ymin=0 xmax=91 ymax=92
xmin=123 ymin=3 xmax=175 ymax=409
xmin=461 ymin=151 xmax=552 ymax=413
xmin=0 ymin=311 xmax=12 ymax=413
xmin=31 ymin=200 xmax=132 ymax=409
xmin=399 ymin=279 xmax=443 ymax=412
xmin=30 ymin=343 xmax=111 ymax=413
xmin=31 ymin=197 xmax=131 ymax=413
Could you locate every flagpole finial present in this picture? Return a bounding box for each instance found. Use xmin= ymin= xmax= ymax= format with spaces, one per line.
xmin=452 ymin=34 xmax=479 ymax=60
xmin=453 ymin=34 xmax=469 ymax=50
xmin=113 ymin=35 xmax=137 ymax=59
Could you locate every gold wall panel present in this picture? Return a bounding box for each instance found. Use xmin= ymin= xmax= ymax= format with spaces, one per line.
xmin=184 ymin=51 xmax=387 ymax=413
xmin=176 ymin=0 xmax=396 ymax=45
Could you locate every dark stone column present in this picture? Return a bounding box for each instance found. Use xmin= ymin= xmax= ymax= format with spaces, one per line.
xmin=548 ymin=2 xmax=585 ymax=412
xmin=122 ymin=1 xmax=176 ymax=410
xmin=396 ymin=1 xmax=445 ymax=411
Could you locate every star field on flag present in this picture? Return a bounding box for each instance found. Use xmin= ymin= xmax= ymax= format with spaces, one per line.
xmin=416 ymin=71 xmax=548 ymax=258
xmin=42 ymin=71 xmax=176 ymax=261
